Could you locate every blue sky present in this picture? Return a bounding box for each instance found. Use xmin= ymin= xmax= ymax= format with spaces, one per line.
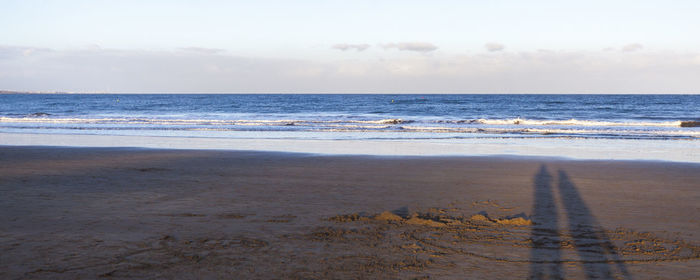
xmin=1 ymin=0 xmax=699 ymax=93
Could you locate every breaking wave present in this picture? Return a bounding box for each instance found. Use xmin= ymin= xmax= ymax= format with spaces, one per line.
xmin=0 ymin=116 xmax=697 ymax=140
xmin=0 ymin=116 xmax=695 ymax=127
xmin=436 ymin=118 xmax=687 ymax=127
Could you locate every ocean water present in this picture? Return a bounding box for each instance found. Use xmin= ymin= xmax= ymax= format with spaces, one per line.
xmin=1 ymin=94 xmax=698 ymax=141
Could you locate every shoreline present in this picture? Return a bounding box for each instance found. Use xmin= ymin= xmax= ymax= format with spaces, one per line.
xmin=1 ymin=146 xmax=699 ymax=278
xmin=3 ymin=144 xmax=699 ymax=167
xmin=1 ymin=132 xmax=699 ymax=163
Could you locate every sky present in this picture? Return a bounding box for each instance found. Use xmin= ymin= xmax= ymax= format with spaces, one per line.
xmin=1 ymin=0 xmax=699 ymax=93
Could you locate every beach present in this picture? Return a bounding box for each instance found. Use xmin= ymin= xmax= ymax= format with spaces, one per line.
xmin=1 ymin=146 xmax=699 ymax=279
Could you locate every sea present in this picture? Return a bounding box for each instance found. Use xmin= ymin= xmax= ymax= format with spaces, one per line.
xmin=1 ymin=94 xmax=698 ymax=141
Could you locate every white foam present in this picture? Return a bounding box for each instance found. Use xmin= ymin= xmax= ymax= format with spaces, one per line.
xmin=1 ymin=116 xmax=697 ymax=140
xmin=0 ymin=116 xmax=689 ymax=127
xmin=475 ymin=118 xmax=682 ymax=127
xmin=349 ymin=119 xmax=410 ymax=124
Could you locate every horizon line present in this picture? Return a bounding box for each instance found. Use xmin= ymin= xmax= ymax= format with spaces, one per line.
xmin=1 ymin=90 xmax=698 ymax=95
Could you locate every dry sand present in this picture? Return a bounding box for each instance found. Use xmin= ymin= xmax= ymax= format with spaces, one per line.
xmin=0 ymin=146 xmax=699 ymax=279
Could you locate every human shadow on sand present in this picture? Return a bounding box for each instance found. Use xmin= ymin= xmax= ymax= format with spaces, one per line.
xmin=528 ymin=165 xmax=629 ymax=279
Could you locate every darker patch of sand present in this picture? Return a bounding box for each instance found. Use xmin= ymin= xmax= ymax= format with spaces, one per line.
xmin=216 ymin=213 xmax=247 ymax=219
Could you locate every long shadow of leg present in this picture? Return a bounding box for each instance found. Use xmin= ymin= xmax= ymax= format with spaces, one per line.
xmin=557 ymin=170 xmax=630 ymax=279
xmin=528 ymin=165 xmax=564 ymax=279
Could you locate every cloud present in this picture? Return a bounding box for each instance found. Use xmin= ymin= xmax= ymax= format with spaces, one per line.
xmin=1 ymin=45 xmax=699 ymax=93
xmin=179 ymin=47 xmax=226 ymax=54
xmin=331 ymin=43 xmax=370 ymax=52
xmin=382 ymin=42 xmax=438 ymax=53
xmin=484 ymin=42 xmax=505 ymax=52
xmin=0 ymin=46 xmax=52 ymax=59
xmin=622 ymin=43 xmax=643 ymax=52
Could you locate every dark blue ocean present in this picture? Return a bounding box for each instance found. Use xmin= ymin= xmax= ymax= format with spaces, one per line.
xmin=0 ymin=94 xmax=698 ymax=140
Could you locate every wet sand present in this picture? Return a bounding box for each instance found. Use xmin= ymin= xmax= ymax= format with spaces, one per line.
xmin=1 ymin=146 xmax=699 ymax=279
